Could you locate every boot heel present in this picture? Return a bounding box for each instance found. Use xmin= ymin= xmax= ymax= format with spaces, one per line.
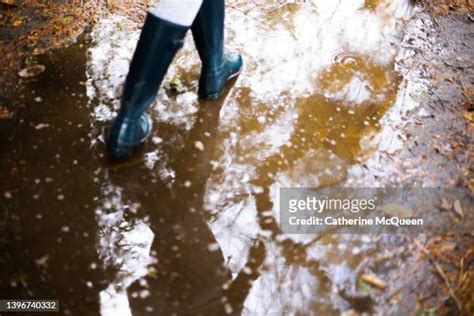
xmin=191 ymin=0 xmax=243 ymax=100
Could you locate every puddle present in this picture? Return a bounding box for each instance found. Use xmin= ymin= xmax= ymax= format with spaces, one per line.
xmin=0 ymin=0 xmax=415 ymax=315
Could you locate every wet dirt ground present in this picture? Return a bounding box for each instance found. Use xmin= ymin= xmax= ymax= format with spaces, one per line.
xmin=1 ymin=1 xmax=473 ymax=315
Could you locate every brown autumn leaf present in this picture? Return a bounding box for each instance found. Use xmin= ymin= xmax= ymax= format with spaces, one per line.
xmin=0 ymin=106 xmax=12 ymax=119
xmin=360 ymin=274 xmax=386 ymax=289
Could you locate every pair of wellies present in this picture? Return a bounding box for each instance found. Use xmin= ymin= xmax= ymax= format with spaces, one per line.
xmin=107 ymin=0 xmax=242 ymax=158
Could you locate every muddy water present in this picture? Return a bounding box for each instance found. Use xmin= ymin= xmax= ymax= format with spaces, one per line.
xmin=0 ymin=1 xmax=413 ymax=315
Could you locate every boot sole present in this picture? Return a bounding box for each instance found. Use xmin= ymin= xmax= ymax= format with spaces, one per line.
xmin=198 ymin=70 xmax=241 ymax=100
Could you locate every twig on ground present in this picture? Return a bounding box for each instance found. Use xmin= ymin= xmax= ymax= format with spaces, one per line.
xmin=412 ymin=238 xmax=463 ymax=312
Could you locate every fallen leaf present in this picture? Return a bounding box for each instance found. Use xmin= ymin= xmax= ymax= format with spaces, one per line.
xmin=438 ymin=198 xmax=452 ymax=211
xmin=35 ymin=123 xmax=50 ymax=130
xmin=32 ymin=48 xmax=46 ymax=56
xmin=35 ymin=255 xmax=50 ymax=267
xmin=59 ymin=16 xmax=73 ymax=25
xmin=147 ymin=266 xmax=158 ymax=278
xmin=440 ymin=242 xmax=456 ymax=252
xmin=463 ymin=112 xmax=473 ymax=123
xmin=12 ymin=18 xmax=23 ymax=27
xmin=361 ymin=274 xmax=386 ymax=289
xmin=194 ymin=141 xmax=204 ymax=151
xmin=0 ymin=106 xmax=12 ymax=119
xmin=453 ymin=200 xmax=464 ymax=218
xmin=18 ymin=65 xmax=46 ymax=78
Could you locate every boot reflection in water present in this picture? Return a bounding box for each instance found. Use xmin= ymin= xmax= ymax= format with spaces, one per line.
xmin=107 ymin=0 xmax=243 ymax=158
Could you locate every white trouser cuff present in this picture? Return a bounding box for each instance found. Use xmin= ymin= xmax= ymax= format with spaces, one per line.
xmin=149 ymin=0 xmax=203 ymax=27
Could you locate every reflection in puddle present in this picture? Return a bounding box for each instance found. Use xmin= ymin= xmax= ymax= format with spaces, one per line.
xmin=95 ymin=184 xmax=154 ymax=316
xmin=86 ymin=0 xmax=413 ymax=314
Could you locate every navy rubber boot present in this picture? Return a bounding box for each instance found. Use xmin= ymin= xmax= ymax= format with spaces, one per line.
xmin=191 ymin=0 xmax=243 ymax=100
xmin=107 ymin=14 xmax=189 ymax=158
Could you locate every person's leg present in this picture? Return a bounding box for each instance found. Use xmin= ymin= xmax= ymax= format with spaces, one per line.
xmin=107 ymin=0 xmax=202 ymax=158
xmin=191 ymin=0 xmax=243 ymax=99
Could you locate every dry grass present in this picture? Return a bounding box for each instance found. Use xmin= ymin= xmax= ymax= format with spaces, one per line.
xmin=415 ymin=0 xmax=474 ymax=13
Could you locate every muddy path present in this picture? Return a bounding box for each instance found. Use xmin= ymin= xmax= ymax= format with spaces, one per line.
xmin=0 ymin=1 xmax=472 ymax=315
